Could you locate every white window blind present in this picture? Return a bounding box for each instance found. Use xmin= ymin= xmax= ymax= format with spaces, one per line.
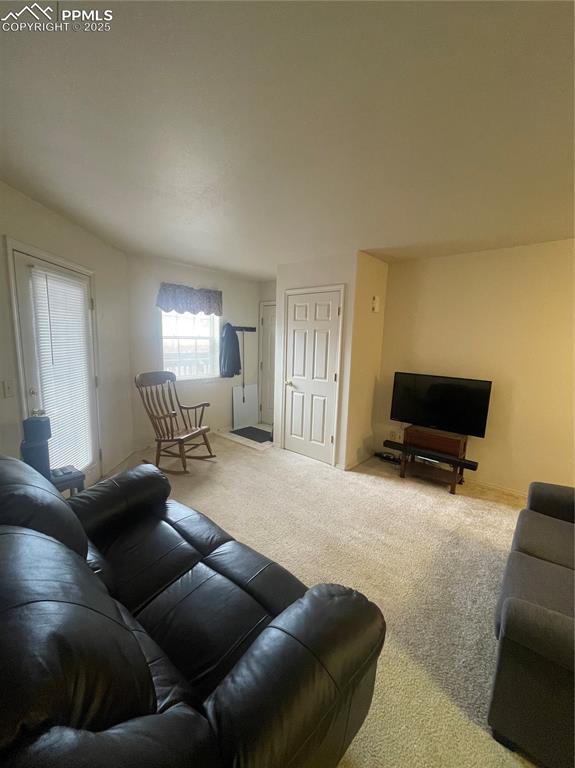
xmin=161 ymin=311 xmax=220 ymax=380
xmin=30 ymin=267 xmax=94 ymax=470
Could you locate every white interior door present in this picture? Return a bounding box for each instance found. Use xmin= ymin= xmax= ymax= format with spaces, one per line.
xmin=259 ymin=302 xmax=276 ymax=425
xmin=284 ymin=290 xmax=341 ymax=463
xmin=12 ymin=248 xmax=101 ymax=483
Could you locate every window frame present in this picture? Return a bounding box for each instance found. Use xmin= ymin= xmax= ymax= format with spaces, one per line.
xmin=160 ymin=310 xmax=221 ymax=382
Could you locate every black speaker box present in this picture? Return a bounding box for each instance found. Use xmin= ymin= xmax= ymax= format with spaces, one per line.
xmin=22 ymin=416 xmax=52 ymax=442
xmin=20 ymin=440 xmax=51 ymax=480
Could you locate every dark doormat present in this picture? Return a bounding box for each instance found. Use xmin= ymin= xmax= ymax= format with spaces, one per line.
xmin=230 ymin=426 xmax=272 ymax=443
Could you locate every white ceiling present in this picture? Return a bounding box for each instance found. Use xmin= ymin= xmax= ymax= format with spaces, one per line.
xmin=0 ymin=2 xmax=573 ymax=279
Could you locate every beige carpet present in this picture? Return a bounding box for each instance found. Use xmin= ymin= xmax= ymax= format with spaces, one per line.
xmin=133 ymin=435 xmax=532 ymax=768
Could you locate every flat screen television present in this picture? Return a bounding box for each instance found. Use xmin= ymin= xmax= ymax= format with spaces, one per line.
xmin=391 ymin=372 xmax=492 ymax=438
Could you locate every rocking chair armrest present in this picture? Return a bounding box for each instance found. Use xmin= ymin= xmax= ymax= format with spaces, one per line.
xmin=180 ymin=402 xmax=210 ymax=410
xmin=154 ymin=411 xmax=178 ymax=421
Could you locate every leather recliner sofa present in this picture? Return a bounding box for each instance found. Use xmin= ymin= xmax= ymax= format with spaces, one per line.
xmin=0 ymin=454 xmax=386 ymax=767
xmin=488 ymin=481 xmax=574 ymax=768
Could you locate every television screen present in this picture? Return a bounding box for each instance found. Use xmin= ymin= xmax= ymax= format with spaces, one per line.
xmin=391 ymin=372 xmax=492 ymax=438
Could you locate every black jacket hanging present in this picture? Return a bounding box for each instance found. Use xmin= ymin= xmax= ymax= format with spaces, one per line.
xmin=220 ymin=322 xmax=241 ymax=377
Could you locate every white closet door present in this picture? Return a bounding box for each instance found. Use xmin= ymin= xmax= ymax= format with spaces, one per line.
xmin=284 ymin=290 xmax=341 ymax=464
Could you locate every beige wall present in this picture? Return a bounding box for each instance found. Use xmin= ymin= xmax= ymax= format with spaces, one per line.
xmin=128 ymin=254 xmax=261 ymax=448
xmin=275 ymin=253 xmax=357 ymax=467
xmin=0 ymin=181 xmax=134 ymax=472
xmin=259 ymin=280 xmax=276 ymax=302
xmin=345 ymin=252 xmax=389 ymax=469
xmin=378 ymin=240 xmax=575 ymax=492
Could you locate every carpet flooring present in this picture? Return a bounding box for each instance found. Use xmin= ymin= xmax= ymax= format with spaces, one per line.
xmin=136 ymin=435 xmax=532 ymax=768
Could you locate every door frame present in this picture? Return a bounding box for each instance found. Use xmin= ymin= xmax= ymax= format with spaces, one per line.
xmin=258 ymin=300 xmax=276 ymax=425
xmin=6 ymin=237 xmax=103 ymax=478
xmin=281 ymin=284 xmax=345 ymax=466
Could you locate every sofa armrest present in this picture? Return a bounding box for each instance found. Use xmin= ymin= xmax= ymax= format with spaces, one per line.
xmin=500 ymin=597 xmax=574 ymax=671
xmin=527 ymin=482 xmax=574 ymax=523
xmin=205 ymin=583 xmax=385 ymax=767
xmin=68 ymin=464 xmax=171 ymax=542
xmin=4 ymin=704 xmax=221 ymax=768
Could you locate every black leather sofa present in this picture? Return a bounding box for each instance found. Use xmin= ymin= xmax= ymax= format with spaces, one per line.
xmin=489 ymin=481 xmax=574 ymax=768
xmin=0 ymin=455 xmax=385 ymax=767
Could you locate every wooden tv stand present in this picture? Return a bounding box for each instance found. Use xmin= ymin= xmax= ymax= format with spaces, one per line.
xmin=383 ymin=425 xmax=478 ymax=494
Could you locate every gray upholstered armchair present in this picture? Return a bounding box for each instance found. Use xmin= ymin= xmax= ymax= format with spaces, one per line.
xmin=489 ymin=482 xmax=574 ymax=768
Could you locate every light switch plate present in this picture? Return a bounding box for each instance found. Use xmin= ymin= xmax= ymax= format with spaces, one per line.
xmin=1 ymin=380 xmax=15 ymax=398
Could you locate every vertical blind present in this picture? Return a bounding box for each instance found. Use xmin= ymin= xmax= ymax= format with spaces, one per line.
xmin=30 ymin=266 xmax=94 ymax=470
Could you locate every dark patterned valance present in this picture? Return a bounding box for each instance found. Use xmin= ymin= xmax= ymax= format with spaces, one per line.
xmin=156 ymin=282 xmax=223 ymax=316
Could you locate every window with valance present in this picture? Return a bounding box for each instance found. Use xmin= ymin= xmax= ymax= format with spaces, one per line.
xmin=156 ymin=282 xmax=223 ymax=380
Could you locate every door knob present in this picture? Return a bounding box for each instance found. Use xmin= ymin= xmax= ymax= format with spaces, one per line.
xmin=285 ymin=380 xmax=294 ymax=387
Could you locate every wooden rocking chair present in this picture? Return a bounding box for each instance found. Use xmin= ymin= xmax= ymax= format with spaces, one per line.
xmin=135 ymin=371 xmax=215 ymax=471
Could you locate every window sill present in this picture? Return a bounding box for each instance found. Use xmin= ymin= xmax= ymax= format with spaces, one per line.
xmin=177 ymin=376 xmax=223 ymax=384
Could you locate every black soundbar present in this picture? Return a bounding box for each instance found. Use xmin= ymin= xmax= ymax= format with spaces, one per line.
xmin=382 ymin=440 xmax=478 ymax=471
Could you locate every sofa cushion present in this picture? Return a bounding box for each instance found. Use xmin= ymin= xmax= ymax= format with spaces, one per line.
xmin=102 ymin=513 xmax=207 ymax=611
xmin=114 ymin=602 xmax=200 ymax=712
xmin=528 ymin=482 xmax=575 ymax=523
xmin=0 ymin=525 xmax=195 ymax=754
xmin=0 ymin=454 xmax=87 ymax=557
xmin=512 ymin=508 xmax=574 ymax=570
xmin=96 ymin=499 xmax=308 ymax=699
xmin=495 ymin=550 xmax=574 ymax=637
